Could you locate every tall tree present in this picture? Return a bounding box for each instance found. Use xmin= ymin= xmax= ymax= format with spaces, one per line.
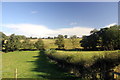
xmin=99 ymin=25 xmax=120 ymax=50
xmin=55 ymin=35 xmax=65 ymax=49
xmin=80 ymin=25 xmax=120 ymax=50
xmin=80 ymin=36 xmax=92 ymax=50
xmin=5 ymin=34 xmax=21 ymax=52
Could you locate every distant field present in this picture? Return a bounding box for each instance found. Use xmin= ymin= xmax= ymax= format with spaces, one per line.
xmin=30 ymin=38 xmax=82 ymax=49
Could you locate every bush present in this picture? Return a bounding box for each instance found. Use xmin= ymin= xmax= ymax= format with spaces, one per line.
xmin=45 ymin=49 xmax=57 ymax=55
xmin=34 ymin=39 xmax=44 ymax=50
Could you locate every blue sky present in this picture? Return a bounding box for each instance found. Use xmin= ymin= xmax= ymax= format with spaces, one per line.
xmin=2 ymin=2 xmax=118 ymax=37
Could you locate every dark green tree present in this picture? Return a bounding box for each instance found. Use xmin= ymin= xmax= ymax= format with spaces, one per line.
xmin=55 ymin=35 xmax=65 ymax=49
xmin=90 ymin=29 xmax=98 ymax=34
xmin=80 ymin=36 xmax=91 ymax=50
xmin=80 ymin=25 xmax=120 ymax=50
xmin=64 ymin=35 xmax=68 ymax=38
xmin=5 ymin=34 xmax=21 ymax=52
xmin=0 ymin=32 xmax=8 ymax=51
xmin=98 ymin=25 xmax=120 ymax=50
xmin=80 ymin=30 xmax=99 ymax=50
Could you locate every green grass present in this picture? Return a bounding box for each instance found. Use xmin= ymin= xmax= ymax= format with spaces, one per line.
xmin=45 ymin=50 xmax=120 ymax=79
xmin=47 ymin=50 xmax=120 ymax=64
xmin=2 ymin=51 xmax=70 ymax=79
xmin=3 ymin=51 xmax=39 ymax=78
xmin=3 ymin=50 xmax=120 ymax=79
xmin=43 ymin=39 xmax=57 ymax=49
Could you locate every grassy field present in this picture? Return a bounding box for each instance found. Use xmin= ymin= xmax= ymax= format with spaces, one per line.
xmin=2 ymin=51 xmax=71 ymax=79
xmin=2 ymin=50 xmax=120 ymax=79
xmin=45 ymin=50 xmax=120 ymax=79
xmin=46 ymin=50 xmax=120 ymax=64
xmin=1 ymin=50 xmax=89 ymax=78
xmin=30 ymin=38 xmax=82 ymax=49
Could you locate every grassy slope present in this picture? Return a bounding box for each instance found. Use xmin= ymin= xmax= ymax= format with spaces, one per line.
xmin=46 ymin=50 xmax=120 ymax=79
xmin=48 ymin=50 xmax=120 ymax=63
xmin=2 ymin=51 xmax=69 ymax=78
xmin=30 ymin=38 xmax=82 ymax=49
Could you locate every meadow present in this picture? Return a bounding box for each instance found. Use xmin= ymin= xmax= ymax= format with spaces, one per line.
xmin=49 ymin=50 xmax=120 ymax=63
xmin=45 ymin=50 xmax=120 ymax=79
xmin=2 ymin=51 xmax=71 ymax=79
xmin=2 ymin=50 xmax=120 ymax=79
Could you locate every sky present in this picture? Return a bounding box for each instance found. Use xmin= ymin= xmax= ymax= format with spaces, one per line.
xmin=2 ymin=2 xmax=118 ymax=38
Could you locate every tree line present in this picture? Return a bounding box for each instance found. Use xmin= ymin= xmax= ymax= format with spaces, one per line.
xmin=1 ymin=32 xmax=78 ymax=52
xmin=1 ymin=25 xmax=120 ymax=52
xmin=55 ymin=25 xmax=120 ymax=51
xmin=80 ymin=25 xmax=120 ymax=51
xmin=1 ymin=33 xmax=44 ymax=52
xmin=55 ymin=35 xmax=78 ymax=49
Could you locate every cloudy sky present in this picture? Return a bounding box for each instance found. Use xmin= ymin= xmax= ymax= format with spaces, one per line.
xmin=2 ymin=2 xmax=118 ymax=37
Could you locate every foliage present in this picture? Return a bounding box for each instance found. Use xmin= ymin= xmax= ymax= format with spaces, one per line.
xmin=0 ymin=32 xmax=8 ymax=40
xmin=1 ymin=32 xmax=8 ymax=51
xmin=80 ymin=25 xmax=120 ymax=50
xmin=45 ymin=50 xmax=120 ymax=79
xmin=55 ymin=35 xmax=65 ymax=49
xmin=64 ymin=35 xmax=68 ymax=38
xmin=15 ymin=35 xmax=26 ymax=40
xmin=34 ymin=39 xmax=44 ymax=50
xmin=47 ymin=36 xmax=53 ymax=39
xmin=4 ymin=34 xmax=21 ymax=52
xmin=45 ymin=49 xmax=57 ymax=55
xmin=21 ymin=38 xmax=35 ymax=50
xmin=99 ymin=25 xmax=120 ymax=50
xmin=27 ymin=36 xmax=37 ymax=39
xmin=1 ymin=32 xmax=82 ymax=51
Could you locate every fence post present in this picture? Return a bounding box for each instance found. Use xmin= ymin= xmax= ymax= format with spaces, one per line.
xmin=15 ymin=68 xmax=17 ymax=80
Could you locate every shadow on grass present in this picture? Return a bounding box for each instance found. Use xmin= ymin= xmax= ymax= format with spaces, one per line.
xmin=27 ymin=50 xmax=79 ymax=80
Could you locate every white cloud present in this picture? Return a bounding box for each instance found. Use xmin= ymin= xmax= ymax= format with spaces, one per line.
xmin=55 ymin=27 xmax=93 ymax=37
xmin=104 ymin=23 xmax=117 ymax=28
xmin=3 ymin=24 xmax=94 ymax=37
